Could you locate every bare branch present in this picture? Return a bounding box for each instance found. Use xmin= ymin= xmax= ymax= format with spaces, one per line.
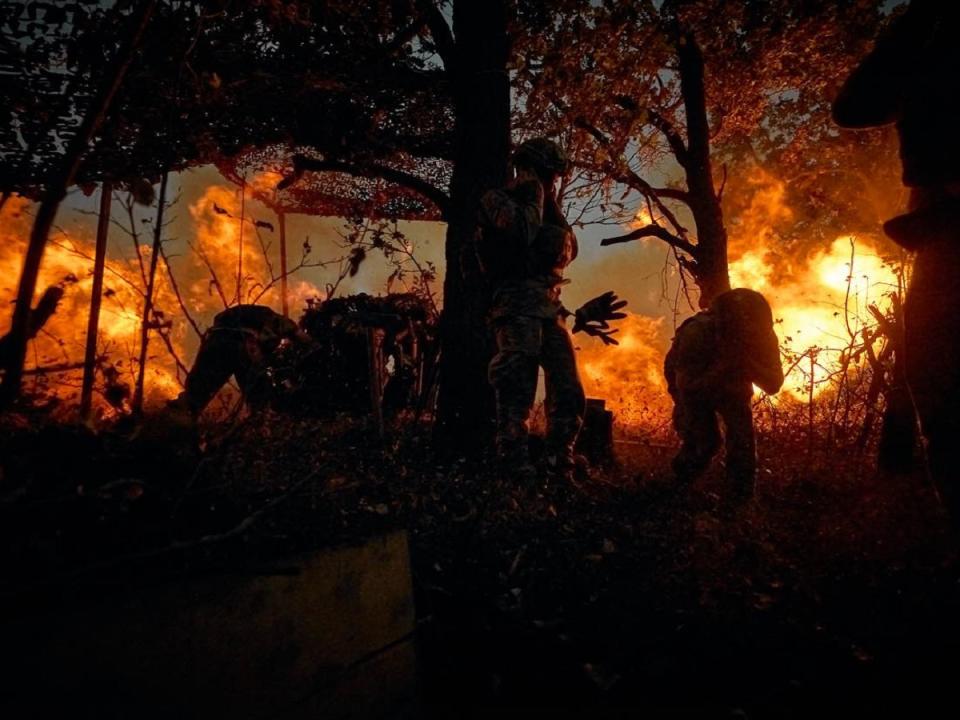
xmin=645 ymin=109 xmax=689 ymax=166
xmin=601 ymin=223 xmax=698 ymax=257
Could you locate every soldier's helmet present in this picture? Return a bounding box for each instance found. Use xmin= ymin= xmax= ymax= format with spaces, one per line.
xmin=513 ymin=137 xmax=569 ymax=175
xmin=712 ymin=288 xmax=774 ymax=330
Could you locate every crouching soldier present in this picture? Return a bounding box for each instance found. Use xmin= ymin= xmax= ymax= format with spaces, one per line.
xmin=172 ymin=305 xmax=311 ymax=417
xmin=664 ymin=288 xmax=784 ymax=501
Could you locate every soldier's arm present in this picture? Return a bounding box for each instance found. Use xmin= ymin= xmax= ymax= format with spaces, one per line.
xmin=681 ymin=355 xmax=737 ymax=395
xmin=478 ymin=180 xmax=544 ymax=246
xmin=744 ymin=328 xmax=784 ymax=395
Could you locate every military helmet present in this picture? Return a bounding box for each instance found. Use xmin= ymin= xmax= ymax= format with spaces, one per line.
xmin=513 ymin=137 xmax=569 ymax=175
xmin=712 ymin=288 xmax=774 ymax=328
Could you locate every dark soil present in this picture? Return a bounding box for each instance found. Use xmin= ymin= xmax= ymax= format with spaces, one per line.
xmin=1 ymin=410 xmax=958 ymax=719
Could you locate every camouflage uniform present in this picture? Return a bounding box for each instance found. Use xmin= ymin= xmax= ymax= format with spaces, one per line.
xmin=181 ymin=305 xmax=301 ymax=415
xmin=664 ymin=289 xmax=783 ymax=497
xmin=833 ymin=2 xmax=960 ymax=516
xmin=477 ymin=143 xmax=585 ymax=475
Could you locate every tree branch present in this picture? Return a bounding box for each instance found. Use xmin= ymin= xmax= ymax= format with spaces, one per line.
xmin=601 ymin=223 xmax=698 ymax=257
xmin=417 ymin=1 xmax=457 ymax=71
xmin=613 ymin=167 xmax=690 ymax=233
xmin=571 ymin=113 xmax=689 ymax=232
xmin=613 ymin=95 xmax=688 ymax=166
xmin=645 ymin=109 xmax=689 ymax=166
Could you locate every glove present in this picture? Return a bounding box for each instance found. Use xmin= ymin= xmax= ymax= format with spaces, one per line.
xmin=573 ymin=291 xmax=628 ymax=346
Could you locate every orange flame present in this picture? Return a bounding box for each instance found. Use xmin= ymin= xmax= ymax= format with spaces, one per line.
xmin=0 ymin=196 xmax=183 ymax=414
xmin=727 ymin=169 xmax=900 ymax=397
xmin=576 ymin=313 xmax=672 ymax=431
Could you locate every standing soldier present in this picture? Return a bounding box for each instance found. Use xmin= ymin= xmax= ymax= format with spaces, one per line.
xmin=833 ymin=2 xmax=960 ymax=520
xmin=664 ymin=288 xmax=783 ymax=502
xmin=476 ymin=138 xmax=625 ymax=483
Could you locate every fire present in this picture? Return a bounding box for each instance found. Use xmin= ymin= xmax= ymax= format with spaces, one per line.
xmin=0 ymin=196 xmax=183 ymax=414
xmin=574 ymin=165 xmax=903 ymax=433
xmin=247 ymin=170 xmax=284 ymax=198
xmin=727 ymin=168 xmax=900 ymax=397
xmin=733 ymin=235 xmax=898 ymax=396
xmin=576 ymin=313 xmax=672 ymax=431
xmin=0 ymin=172 xmax=324 ymax=417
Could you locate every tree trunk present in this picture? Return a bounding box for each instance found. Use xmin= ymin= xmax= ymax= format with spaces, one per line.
xmin=133 ymin=170 xmax=169 ymax=413
xmin=433 ymin=0 xmax=511 ymax=455
xmin=80 ymin=181 xmax=113 ymax=421
xmin=279 ymin=211 xmax=289 ymax=318
xmin=0 ymin=0 xmax=156 ymax=408
xmin=678 ymin=32 xmax=730 ymax=309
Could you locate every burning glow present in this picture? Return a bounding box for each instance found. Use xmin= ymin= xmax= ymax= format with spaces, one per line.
xmin=1 ymin=172 xmax=324 ymax=417
xmin=731 ymin=235 xmax=899 ymax=397
xmin=727 ymin=169 xmax=901 ymax=397
xmin=574 ymin=165 xmax=903 ymax=433
xmin=0 ymin=196 xmax=183 ymax=414
xmin=631 ymin=205 xmax=655 ymax=227
xmin=247 ymin=170 xmax=284 ymax=198
xmin=576 ymin=313 xmax=672 ymax=430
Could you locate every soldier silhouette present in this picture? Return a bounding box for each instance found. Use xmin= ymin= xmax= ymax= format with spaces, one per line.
xmin=475 ymin=137 xmax=625 ymax=483
xmin=833 ymin=1 xmax=960 ymax=521
xmin=665 ymin=288 xmax=783 ymax=503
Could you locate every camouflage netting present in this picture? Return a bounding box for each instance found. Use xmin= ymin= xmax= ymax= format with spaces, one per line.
xmin=215 ymin=144 xmax=449 ymax=221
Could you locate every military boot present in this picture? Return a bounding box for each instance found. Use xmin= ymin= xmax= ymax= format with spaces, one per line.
xmin=542 ymin=445 xmax=577 ymax=484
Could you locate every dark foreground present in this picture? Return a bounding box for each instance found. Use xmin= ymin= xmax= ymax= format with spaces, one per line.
xmin=1 ymin=411 xmax=958 ymax=718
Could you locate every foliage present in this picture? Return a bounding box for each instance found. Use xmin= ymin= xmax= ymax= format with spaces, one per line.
xmin=517 ymin=0 xmax=896 ymax=275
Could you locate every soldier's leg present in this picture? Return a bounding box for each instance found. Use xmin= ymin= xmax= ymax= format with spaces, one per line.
xmin=904 ymin=239 xmax=960 ymax=524
xmin=540 ymin=318 xmax=586 ymax=472
xmin=183 ymin=330 xmax=244 ymax=415
xmin=718 ymin=393 xmax=757 ymax=500
xmin=488 ymin=317 xmax=542 ymax=471
xmin=671 ymin=395 xmax=721 ymax=484
xmin=234 ymin=336 xmax=272 ymax=411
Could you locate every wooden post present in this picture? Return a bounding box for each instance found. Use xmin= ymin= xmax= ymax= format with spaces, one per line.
xmin=278 ymin=211 xmax=288 ymax=318
xmin=80 ymin=181 xmax=112 ymax=421
xmin=133 ymin=171 xmax=169 ymax=413
xmin=367 ymin=327 xmax=384 ymax=438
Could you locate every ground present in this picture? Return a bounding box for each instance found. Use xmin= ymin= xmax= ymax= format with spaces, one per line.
xmin=1 ymin=409 xmax=958 ymax=718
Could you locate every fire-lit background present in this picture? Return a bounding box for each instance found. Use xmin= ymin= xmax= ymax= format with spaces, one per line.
xmin=0 ymin=153 xmax=907 ymax=431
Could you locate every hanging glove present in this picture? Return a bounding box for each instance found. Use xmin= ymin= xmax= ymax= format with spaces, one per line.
xmin=572 ymin=291 xmax=628 ymax=346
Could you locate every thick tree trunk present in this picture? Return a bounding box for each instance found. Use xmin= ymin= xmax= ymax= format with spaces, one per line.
xmin=433 ymin=0 xmax=511 ymax=455
xmin=80 ymin=181 xmax=113 ymax=421
xmin=678 ymin=32 xmax=730 ymax=309
xmin=0 ymin=0 xmax=156 ymax=408
xmin=133 ymin=170 xmax=169 ymax=413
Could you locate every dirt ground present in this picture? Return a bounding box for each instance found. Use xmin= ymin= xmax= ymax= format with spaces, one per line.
xmin=1 ymin=410 xmax=958 ymax=718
